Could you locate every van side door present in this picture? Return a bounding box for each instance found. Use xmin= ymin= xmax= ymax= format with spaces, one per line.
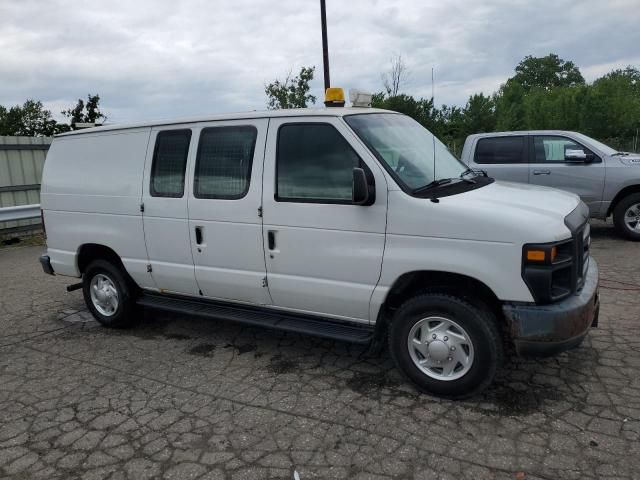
xmin=261 ymin=117 xmax=388 ymax=322
xmin=528 ymin=135 xmax=606 ymax=216
xmin=141 ymin=126 xmax=200 ymax=295
xmin=187 ymin=119 xmax=272 ymax=305
xmin=469 ymin=135 xmax=529 ymax=184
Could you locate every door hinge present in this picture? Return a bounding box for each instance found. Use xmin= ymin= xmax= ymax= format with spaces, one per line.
xmin=257 ymin=206 xmax=263 ymax=218
xmin=146 ymin=264 xmax=152 ymax=273
xmin=262 ymin=276 xmax=268 ymax=287
xmin=140 ymin=202 xmax=145 ymax=213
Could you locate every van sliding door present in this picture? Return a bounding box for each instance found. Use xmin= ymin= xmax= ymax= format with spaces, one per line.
xmin=186 ymin=119 xmax=272 ymax=305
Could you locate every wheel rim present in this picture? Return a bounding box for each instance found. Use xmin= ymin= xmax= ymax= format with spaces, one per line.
xmin=89 ymin=273 xmax=119 ymax=317
xmin=624 ymin=203 xmax=640 ymax=232
xmin=407 ymin=316 xmax=475 ymax=381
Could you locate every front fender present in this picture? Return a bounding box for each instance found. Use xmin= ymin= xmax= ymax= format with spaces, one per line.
xmin=369 ymin=234 xmax=533 ymax=321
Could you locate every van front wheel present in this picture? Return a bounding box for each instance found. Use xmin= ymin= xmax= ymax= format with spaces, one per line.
xmin=388 ymin=293 xmax=502 ymax=399
xmin=83 ymin=260 xmax=136 ymax=328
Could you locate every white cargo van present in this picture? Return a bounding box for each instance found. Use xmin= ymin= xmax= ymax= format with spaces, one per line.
xmin=39 ymin=99 xmax=599 ymax=398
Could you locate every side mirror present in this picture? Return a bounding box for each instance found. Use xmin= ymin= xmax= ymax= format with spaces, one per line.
xmin=565 ymin=149 xmax=596 ymax=163
xmin=352 ymin=167 xmax=372 ymax=205
xmin=565 ymin=149 xmax=587 ymax=162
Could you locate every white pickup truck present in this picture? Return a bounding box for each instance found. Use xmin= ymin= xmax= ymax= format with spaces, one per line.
xmin=39 ymin=96 xmax=599 ymax=398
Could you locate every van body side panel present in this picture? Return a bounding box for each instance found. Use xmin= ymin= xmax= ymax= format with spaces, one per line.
xmin=41 ymin=129 xmax=153 ymax=286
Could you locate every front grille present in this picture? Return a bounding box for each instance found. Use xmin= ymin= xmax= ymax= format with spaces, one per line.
xmin=575 ymin=223 xmax=590 ymax=291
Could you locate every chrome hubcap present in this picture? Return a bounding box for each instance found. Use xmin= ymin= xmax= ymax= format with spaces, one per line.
xmin=90 ymin=274 xmax=119 ymax=316
xmin=624 ymin=203 xmax=640 ymax=232
xmin=407 ymin=316 xmax=475 ymax=381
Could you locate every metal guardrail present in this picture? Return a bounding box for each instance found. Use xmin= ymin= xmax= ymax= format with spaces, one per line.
xmin=0 ymin=204 xmax=41 ymax=223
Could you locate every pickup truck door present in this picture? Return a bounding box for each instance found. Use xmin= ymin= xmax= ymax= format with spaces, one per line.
xmin=468 ymin=135 xmax=529 ymax=184
xmin=261 ymin=117 xmax=388 ymax=322
xmin=187 ymin=119 xmax=272 ymax=305
xmin=528 ymin=135 xmax=606 ymax=216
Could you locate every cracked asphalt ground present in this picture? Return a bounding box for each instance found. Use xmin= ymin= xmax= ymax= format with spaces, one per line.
xmin=1 ymin=221 xmax=639 ymax=480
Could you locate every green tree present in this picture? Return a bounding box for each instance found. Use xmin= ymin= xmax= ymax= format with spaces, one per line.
xmin=462 ymin=93 xmax=496 ymax=135
xmin=494 ymin=81 xmax=527 ymax=130
xmin=62 ymin=94 xmax=106 ymax=128
xmin=512 ymin=54 xmax=585 ymax=90
xmin=265 ymin=67 xmax=316 ymax=109
xmin=0 ymin=99 xmax=69 ymax=136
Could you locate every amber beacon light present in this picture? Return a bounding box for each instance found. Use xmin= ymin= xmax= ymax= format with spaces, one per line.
xmin=324 ymin=87 xmax=346 ymax=107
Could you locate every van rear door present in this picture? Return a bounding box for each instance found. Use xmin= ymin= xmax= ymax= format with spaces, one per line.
xmin=186 ymin=119 xmax=272 ymax=305
xmin=141 ymin=125 xmax=200 ymax=295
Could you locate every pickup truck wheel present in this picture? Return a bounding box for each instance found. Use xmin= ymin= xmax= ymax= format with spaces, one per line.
xmin=613 ymin=193 xmax=640 ymax=241
xmin=388 ymin=293 xmax=502 ymax=399
xmin=83 ymin=260 xmax=136 ymax=328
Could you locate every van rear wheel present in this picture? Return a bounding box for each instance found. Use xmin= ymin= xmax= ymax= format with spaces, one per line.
xmin=388 ymin=293 xmax=502 ymax=399
xmin=83 ymin=260 xmax=136 ymax=328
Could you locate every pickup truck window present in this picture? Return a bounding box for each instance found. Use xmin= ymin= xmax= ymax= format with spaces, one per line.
xmin=345 ymin=113 xmax=464 ymax=192
xmin=194 ymin=126 xmax=257 ymax=199
xmin=276 ymin=123 xmax=360 ymax=203
xmin=532 ymin=135 xmax=594 ymax=163
xmin=475 ymin=136 xmax=525 ymax=164
xmin=150 ymin=129 xmax=192 ymax=198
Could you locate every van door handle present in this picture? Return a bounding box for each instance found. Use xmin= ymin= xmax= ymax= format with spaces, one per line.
xmin=195 ymin=226 xmax=203 ymax=245
xmin=533 ymin=169 xmax=551 ymax=175
xmin=267 ymin=231 xmax=276 ymax=250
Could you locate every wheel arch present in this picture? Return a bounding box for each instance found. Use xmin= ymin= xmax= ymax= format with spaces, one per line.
xmin=77 ymin=243 xmax=126 ymax=276
xmin=372 ymin=270 xmax=504 ymax=345
xmin=607 ymin=184 xmax=640 ymax=217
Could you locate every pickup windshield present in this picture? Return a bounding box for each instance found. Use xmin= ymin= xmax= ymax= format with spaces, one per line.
xmin=345 ymin=113 xmax=466 ymax=191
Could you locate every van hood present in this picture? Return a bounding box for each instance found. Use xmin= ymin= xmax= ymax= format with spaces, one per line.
xmin=449 ymin=181 xmax=580 ymax=242
xmin=388 ymin=180 xmax=581 ymax=244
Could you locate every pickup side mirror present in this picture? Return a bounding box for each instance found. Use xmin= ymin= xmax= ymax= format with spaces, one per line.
xmin=352 ymin=167 xmax=374 ymax=205
xmin=565 ymin=149 xmax=595 ymax=163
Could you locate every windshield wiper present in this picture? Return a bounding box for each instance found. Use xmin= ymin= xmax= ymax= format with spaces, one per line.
xmin=460 ymin=167 xmax=490 ymax=182
xmin=412 ymin=178 xmax=454 ymax=195
xmin=611 ymin=152 xmax=629 ymax=156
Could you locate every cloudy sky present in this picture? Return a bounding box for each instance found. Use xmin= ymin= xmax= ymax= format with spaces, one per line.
xmin=1 ymin=0 xmax=639 ymax=124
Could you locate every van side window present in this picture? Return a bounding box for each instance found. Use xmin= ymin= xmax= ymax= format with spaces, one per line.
xmin=475 ymin=136 xmax=525 ymax=164
xmin=194 ymin=126 xmax=257 ymax=199
xmin=276 ymin=123 xmax=360 ymax=203
xmin=150 ymin=130 xmax=192 ymax=197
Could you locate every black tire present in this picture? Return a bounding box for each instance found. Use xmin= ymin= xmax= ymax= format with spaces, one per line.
xmin=388 ymin=293 xmax=502 ymax=399
xmin=82 ymin=259 xmax=137 ymax=328
xmin=613 ymin=193 xmax=640 ymax=241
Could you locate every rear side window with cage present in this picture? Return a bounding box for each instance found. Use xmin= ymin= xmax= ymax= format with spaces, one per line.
xmin=150 ymin=130 xmax=192 ymax=197
xmin=194 ymin=126 xmax=257 ymax=200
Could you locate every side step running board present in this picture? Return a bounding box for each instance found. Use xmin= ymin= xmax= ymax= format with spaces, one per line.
xmin=137 ymin=294 xmax=374 ymax=344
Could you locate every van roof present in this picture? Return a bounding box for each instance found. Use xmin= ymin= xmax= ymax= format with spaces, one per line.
xmin=56 ymin=107 xmax=396 ymax=137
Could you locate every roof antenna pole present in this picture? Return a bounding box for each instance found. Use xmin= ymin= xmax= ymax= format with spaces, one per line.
xmin=320 ymin=0 xmax=331 ymax=92
xmin=431 ymin=66 xmax=435 ymax=103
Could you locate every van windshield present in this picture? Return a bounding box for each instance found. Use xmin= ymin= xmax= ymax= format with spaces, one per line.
xmin=345 ymin=113 xmax=466 ymax=191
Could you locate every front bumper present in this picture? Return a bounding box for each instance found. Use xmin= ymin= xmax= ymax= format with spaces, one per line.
xmin=503 ymin=258 xmax=599 ymax=356
xmin=39 ymin=255 xmax=55 ymax=275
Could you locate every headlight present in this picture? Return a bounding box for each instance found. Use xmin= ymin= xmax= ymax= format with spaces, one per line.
xmin=522 ymin=239 xmax=573 ymax=304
